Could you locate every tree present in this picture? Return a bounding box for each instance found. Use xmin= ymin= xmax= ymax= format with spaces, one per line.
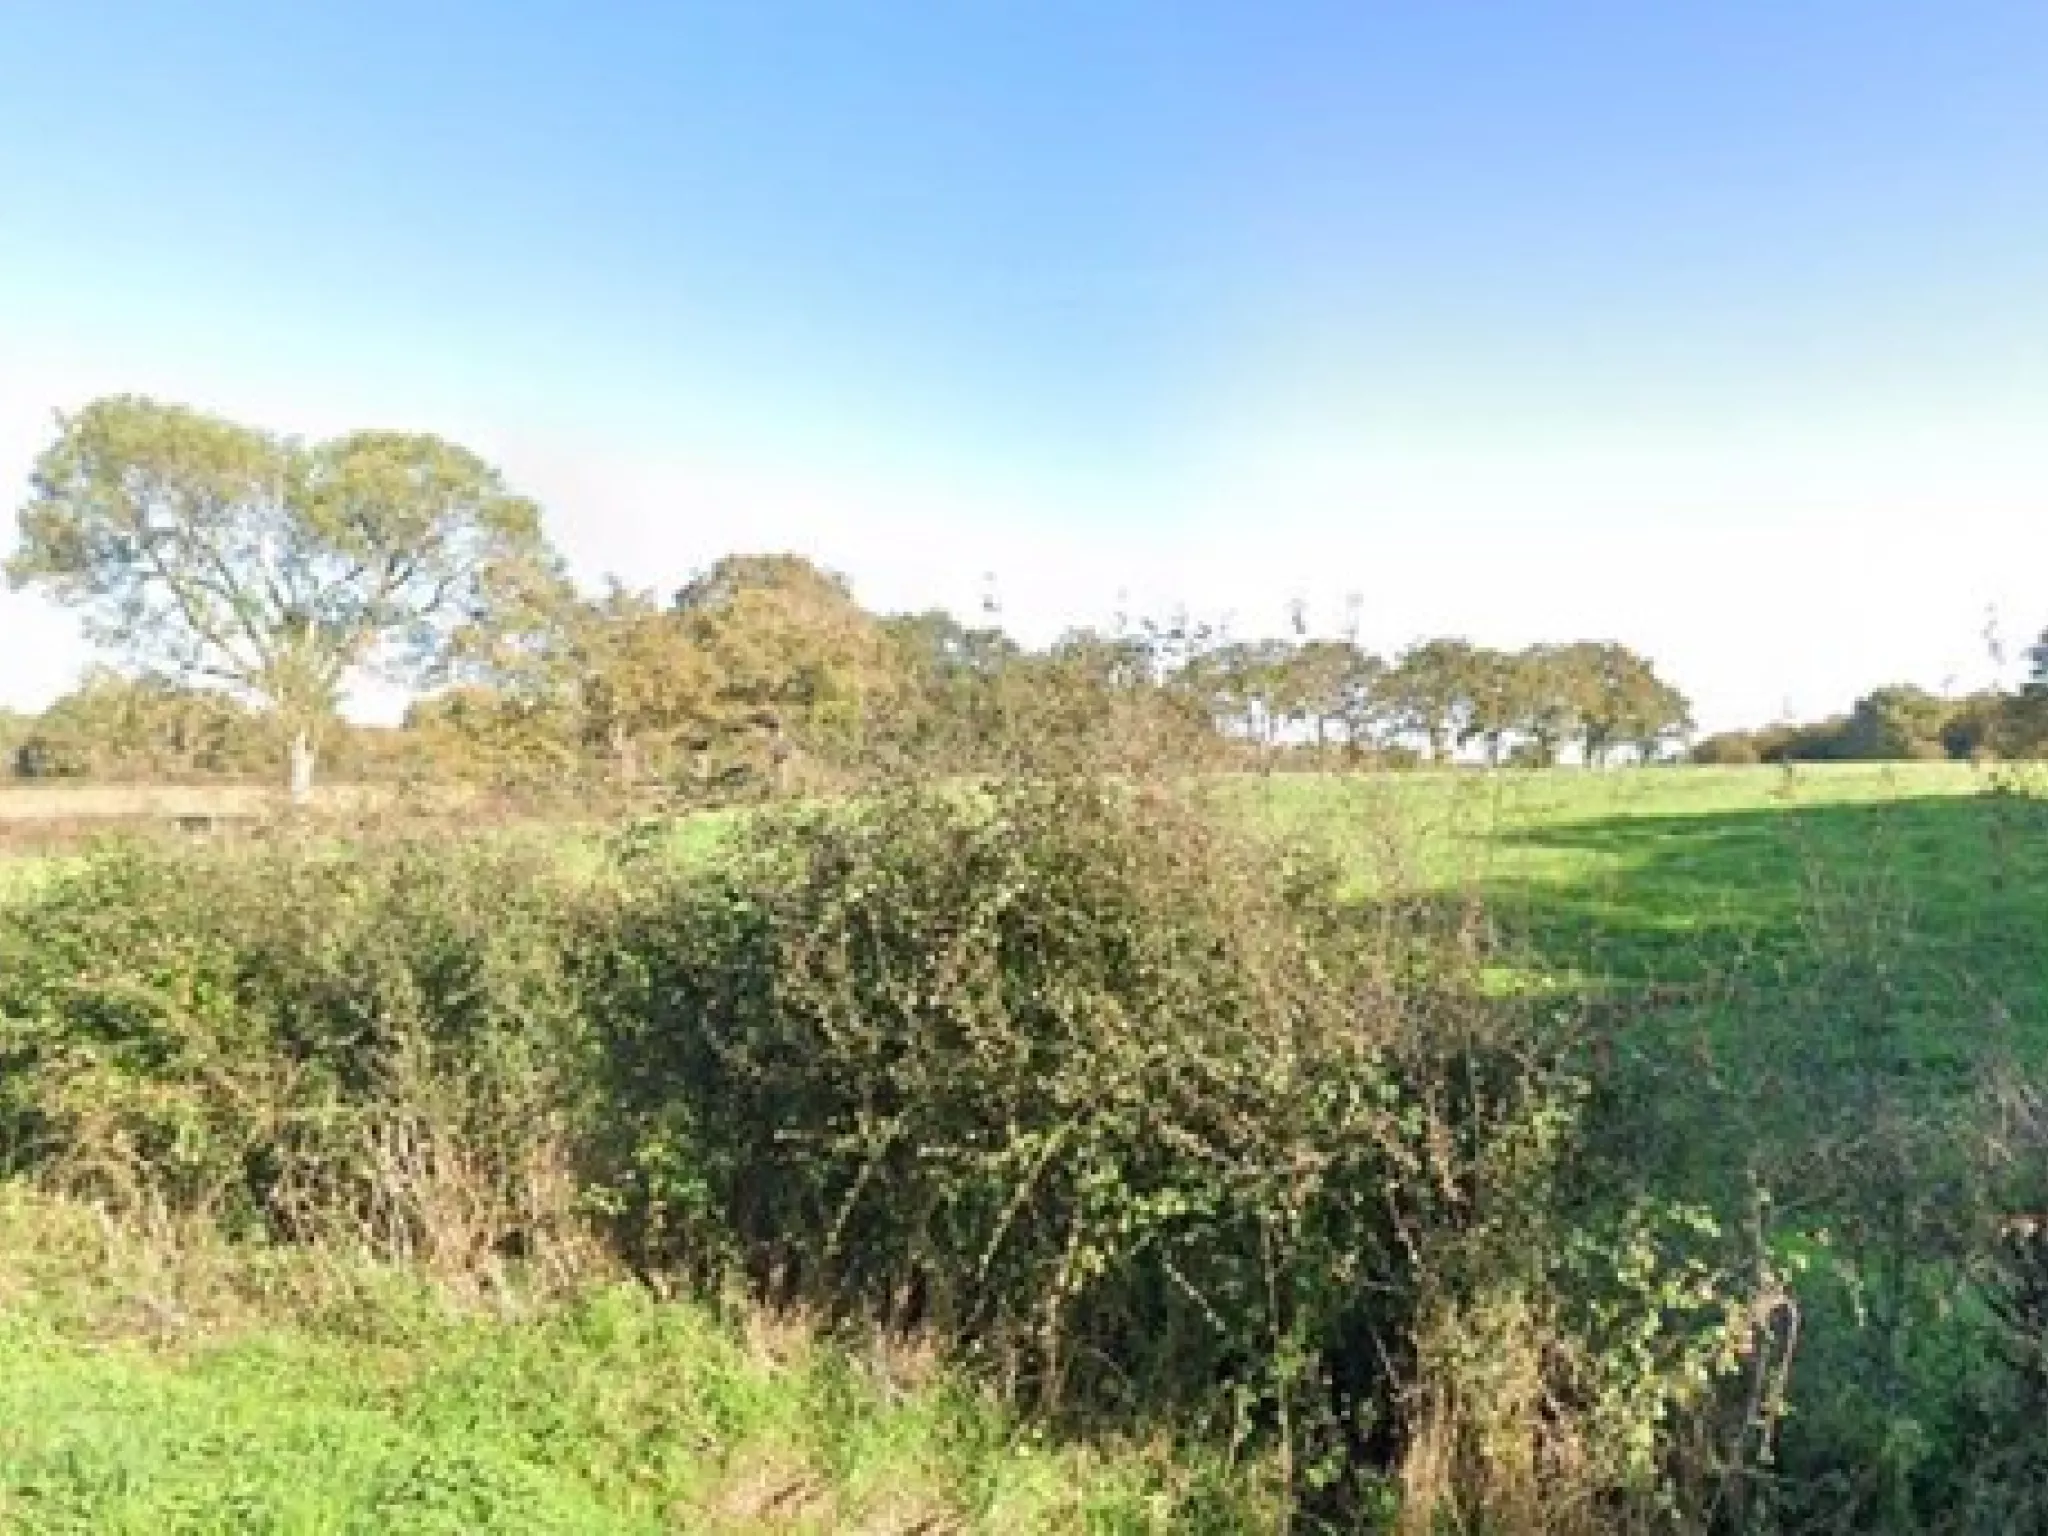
xmin=1285 ymin=640 xmax=1369 ymax=751
xmin=1839 ymin=685 xmax=1954 ymax=761
xmin=13 ymin=668 xmax=269 ymax=780
xmin=1561 ymin=642 xmax=1692 ymax=766
xmin=1458 ymin=646 xmax=1525 ymax=767
xmin=1937 ymin=691 xmax=2007 ymax=762
xmin=1690 ymin=731 xmax=1763 ymax=765
xmin=1512 ymin=644 xmax=1581 ymax=767
xmin=1181 ymin=639 xmax=1295 ymax=746
xmin=1761 ymin=716 xmax=1852 ymax=763
xmin=1330 ymin=645 xmax=1389 ymax=754
xmin=1383 ymin=639 xmax=1478 ymax=762
xmin=572 ymin=584 xmax=716 ymax=785
xmin=7 ymin=397 xmax=568 ymax=798
xmin=0 ymin=708 xmax=32 ymax=778
xmin=675 ymin=553 xmax=904 ymax=792
xmin=402 ymin=684 xmax=582 ymax=789
xmin=999 ymin=628 xmax=1212 ymax=771
xmin=880 ymin=609 xmax=1021 ymax=770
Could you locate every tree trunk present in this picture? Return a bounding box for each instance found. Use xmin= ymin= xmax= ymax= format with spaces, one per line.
xmin=287 ymin=727 xmax=317 ymax=806
xmin=610 ymin=723 xmax=639 ymax=787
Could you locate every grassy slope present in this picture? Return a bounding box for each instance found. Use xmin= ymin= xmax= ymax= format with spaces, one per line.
xmin=0 ymin=1189 xmax=1242 ymax=1534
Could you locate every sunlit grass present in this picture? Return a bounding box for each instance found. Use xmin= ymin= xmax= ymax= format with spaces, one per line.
xmin=0 ymin=1184 xmax=1242 ymax=1534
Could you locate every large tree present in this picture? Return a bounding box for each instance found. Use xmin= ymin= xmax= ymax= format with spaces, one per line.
xmin=572 ymin=584 xmax=716 ymax=785
xmin=1383 ymin=638 xmax=1479 ymax=761
xmin=1561 ymin=642 xmax=1692 ymax=765
xmin=674 ymin=553 xmax=904 ymax=791
xmin=7 ymin=397 xmax=568 ymax=797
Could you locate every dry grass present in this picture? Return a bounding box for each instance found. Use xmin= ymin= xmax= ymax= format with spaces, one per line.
xmin=0 ymin=780 xmax=493 ymax=825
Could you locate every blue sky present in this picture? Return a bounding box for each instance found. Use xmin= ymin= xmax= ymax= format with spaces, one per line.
xmin=4 ymin=1 xmax=2046 ymax=729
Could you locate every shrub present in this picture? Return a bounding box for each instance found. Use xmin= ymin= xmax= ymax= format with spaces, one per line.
xmin=1691 ymin=732 xmax=1762 ymax=766
xmin=0 ymin=835 xmax=599 ymax=1284
xmin=0 ymin=786 xmax=1775 ymax=1527
xmin=589 ymin=775 xmax=1766 ymax=1525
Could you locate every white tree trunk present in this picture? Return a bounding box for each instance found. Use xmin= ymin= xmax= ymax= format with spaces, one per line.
xmin=288 ymin=727 xmax=317 ymax=806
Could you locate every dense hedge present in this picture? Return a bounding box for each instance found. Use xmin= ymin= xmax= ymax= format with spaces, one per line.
xmin=0 ymin=786 xmax=1771 ymax=1529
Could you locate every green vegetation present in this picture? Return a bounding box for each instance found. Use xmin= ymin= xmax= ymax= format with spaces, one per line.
xmin=0 ymin=775 xmax=1753 ymax=1531
xmin=3 ymin=762 xmax=2048 ymax=1529
xmin=0 ymin=1186 xmax=1220 ymax=1533
xmin=9 ymin=404 xmax=2048 ymax=819
xmin=11 ymin=396 xmax=2048 ymax=1532
xmin=7 ymin=397 xmax=568 ymax=797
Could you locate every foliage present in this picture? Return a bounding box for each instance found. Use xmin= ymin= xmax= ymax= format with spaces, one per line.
xmin=589 ymin=775 xmax=1765 ymax=1526
xmin=1839 ymin=685 xmax=1956 ymax=762
xmin=15 ymin=742 xmax=2048 ymax=1526
xmin=0 ymin=774 xmax=1793 ymax=1528
xmin=10 ymin=669 xmax=272 ymax=780
xmin=1689 ymin=730 xmax=1763 ymax=766
xmin=1696 ymin=686 xmax=2043 ymax=766
xmin=0 ymin=836 xmax=599 ymax=1272
xmin=7 ymin=396 xmax=571 ymax=790
xmin=874 ymin=608 xmax=1023 ymax=772
xmin=672 ymin=554 xmax=907 ymax=797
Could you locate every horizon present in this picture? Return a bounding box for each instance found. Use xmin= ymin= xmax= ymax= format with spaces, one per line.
xmin=4 ymin=3 xmax=2046 ymax=732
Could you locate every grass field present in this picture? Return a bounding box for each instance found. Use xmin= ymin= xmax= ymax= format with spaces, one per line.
xmin=1245 ymin=762 xmax=2048 ymax=1188
xmin=1244 ymin=762 xmax=2041 ymax=1023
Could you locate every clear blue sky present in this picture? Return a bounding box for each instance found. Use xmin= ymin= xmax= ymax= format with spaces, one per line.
xmin=4 ymin=2 xmax=2046 ymax=728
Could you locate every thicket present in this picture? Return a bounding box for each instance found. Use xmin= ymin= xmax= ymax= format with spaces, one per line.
xmin=0 ymin=778 xmax=1768 ymax=1531
xmin=5 ymin=773 xmax=2048 ymax=1530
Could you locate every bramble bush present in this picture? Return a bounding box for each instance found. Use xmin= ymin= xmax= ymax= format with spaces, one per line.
xmin=586 ymin=775 xmax=1772 ymax=1529
xmin=0 ymin=835 xmax=599 ymax=1286
xmin=0 ymin=783 xmax=1783 ymax=1529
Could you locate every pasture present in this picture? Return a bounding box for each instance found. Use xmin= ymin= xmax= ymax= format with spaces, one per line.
xmin=1252 ymin=762 xmax=2042 ymax=1045
xmin=1252 ymin=761 xmax=2048 ymax=1192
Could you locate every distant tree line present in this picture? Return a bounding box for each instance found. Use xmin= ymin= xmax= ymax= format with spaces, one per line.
xmin=1180 ymin=634 xmax=1691 ymax=767
xmin=1690 ymin=674 xmax=2048 ymax=766
xmin=2 ymin=552 xmax=1699 ymax=796
xmin=52 ymin=392 xmax=2048 ymax=799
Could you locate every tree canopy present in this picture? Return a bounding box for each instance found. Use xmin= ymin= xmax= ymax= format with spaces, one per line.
xmin=7 ymin=396 xmax=569 ymax=793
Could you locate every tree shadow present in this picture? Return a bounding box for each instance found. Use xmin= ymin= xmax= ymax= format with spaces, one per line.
xmin=1464 ymin=786 xmax=2048 ymax=1202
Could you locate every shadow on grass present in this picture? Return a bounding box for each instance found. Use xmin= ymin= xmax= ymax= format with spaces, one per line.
xmin=1462 ymin=787 xmax=2048 ymax=1201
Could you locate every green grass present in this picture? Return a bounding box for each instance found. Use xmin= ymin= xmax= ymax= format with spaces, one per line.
xmin=0 ymin=1189 xmax=1247 ymax=1534
xmin=0 ymin=858 xmax=56 ymax=904
xmin=1239 ymin=763 xmax=2038 ymax=1012
xmin=1238 ymin=762 xmax=2048 ymax=1197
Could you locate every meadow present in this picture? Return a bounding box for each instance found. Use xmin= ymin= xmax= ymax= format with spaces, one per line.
xmin=2 ymin=761 xmax=2045 ymax=1532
